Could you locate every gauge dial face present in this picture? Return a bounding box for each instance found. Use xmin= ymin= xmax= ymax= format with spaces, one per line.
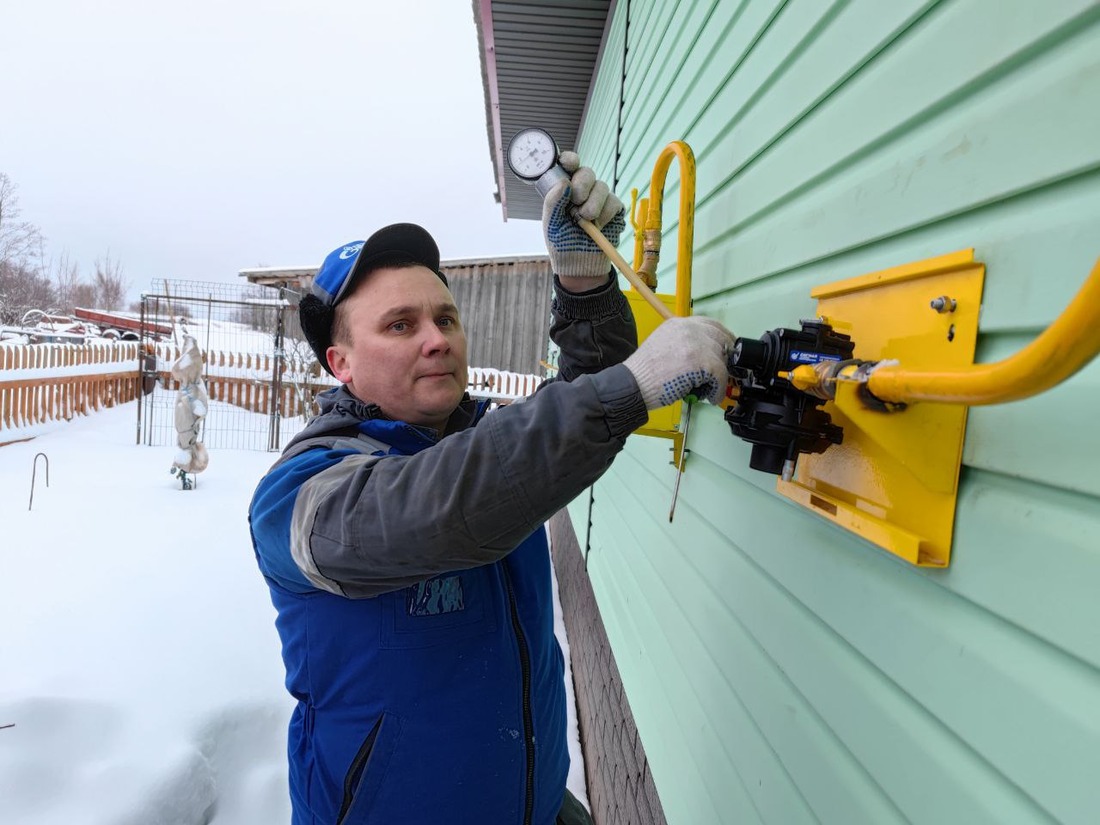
xmin=507 ymin=128 xmax=558 ymax=181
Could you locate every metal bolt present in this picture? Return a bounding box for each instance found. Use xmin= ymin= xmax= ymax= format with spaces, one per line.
xmin=930 ymin=296 xmax=957 ymax=313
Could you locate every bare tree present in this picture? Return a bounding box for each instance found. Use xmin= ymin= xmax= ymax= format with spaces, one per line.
xmin=93 ymin=251 xmax=129 ymax=310
xmin=0 ymin=173 xmax=52 ymax=324
xmin=0 ymin=172 xmax=44 ymax=267
xmin=70 ymin=281 xmax=98 ymax=310
xmin=51 ymin=251 xmax=85 ymax=313
xmin=0 ymin=260 xmax=58 ymax=325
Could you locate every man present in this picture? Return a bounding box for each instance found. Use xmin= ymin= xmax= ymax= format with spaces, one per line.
xmin=249 ymin=154 xmax=733 ymax=824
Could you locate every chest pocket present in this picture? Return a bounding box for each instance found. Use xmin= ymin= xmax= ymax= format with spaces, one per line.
xmin=379 ymin=567 xmax=499 ymax=650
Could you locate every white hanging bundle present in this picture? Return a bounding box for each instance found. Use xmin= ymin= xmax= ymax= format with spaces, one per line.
xmin=170 ymin=334 xmax=210 ymax=477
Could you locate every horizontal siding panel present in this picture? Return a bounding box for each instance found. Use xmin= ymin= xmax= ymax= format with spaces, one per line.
xmin=962 ymin=333 xmax=1100 ymax=496
xmin=665 ymin=409 xmax=1100 ymax=815
xmin=590 ymin=464 xmax=908 ymax=825
xmin=586 ymin=502 xmax=760 ymax=825
xmin=576 ymin=6 xmax=622 ymax=168
xmin=616 ymin=0 xmax=787 ymax=215
xmin=599 ymin=421 xmax=1100 ymax=823
xmin=690 ymin=2 xmax=1100 ymax=296
xmin=564 ymin=0 xmax=1100 ymax=822
xmin=619 ymin=0 xmax=680 ymax=120
xmin=947 ymin=467 xmax=1100 ymax=668
xmin=692 ymin=166 xmax=1100 ymax=334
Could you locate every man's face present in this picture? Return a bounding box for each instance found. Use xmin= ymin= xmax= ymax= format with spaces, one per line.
xmin=327 ymin=265 xmax=468 ymax=432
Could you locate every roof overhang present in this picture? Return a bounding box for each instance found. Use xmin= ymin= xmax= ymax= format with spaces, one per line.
xmin=474 ymin=0 xmax=614 ymax=221
xmin=238 ymin=266 xmax=317 ymax=290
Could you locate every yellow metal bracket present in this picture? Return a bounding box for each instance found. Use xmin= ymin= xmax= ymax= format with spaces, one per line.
xmin=623 ymin=141 xmax=697 ymax=467
xmin=776 ymin=250 xmax=985 ymax=567
xmin=626 ymin=289 xmax=685 ymax=464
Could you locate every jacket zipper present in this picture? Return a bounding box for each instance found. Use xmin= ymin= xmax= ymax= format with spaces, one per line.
xmin=502 ymin=562 xmax=535 ymax=825
xmin=336 ymin=714 xmax=383 ymax=825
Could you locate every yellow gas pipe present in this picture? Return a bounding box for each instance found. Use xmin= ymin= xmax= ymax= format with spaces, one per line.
xmin=574 ymin=140 xmax=697 ymax=321
xmin=637 ymin=141 xmax=696 ymax=319
xmin=790 ymin=256 xmax=1100 ymax=406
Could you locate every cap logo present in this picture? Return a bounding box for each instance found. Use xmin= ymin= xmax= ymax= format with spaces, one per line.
xmin=339 ymin=243 xmax=364 ymax=260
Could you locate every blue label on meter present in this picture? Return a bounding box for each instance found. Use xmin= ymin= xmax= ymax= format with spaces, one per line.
xmin=789 ymin=350 xmax=841 ymax=365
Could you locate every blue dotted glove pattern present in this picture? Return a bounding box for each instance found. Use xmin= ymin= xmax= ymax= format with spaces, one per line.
xmin=657 ymin=370 xmax=717 ymax=408
xmin=546 ymin=186 xmax=625 ymax=256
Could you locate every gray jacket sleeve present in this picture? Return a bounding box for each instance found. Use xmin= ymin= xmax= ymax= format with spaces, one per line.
xmin=549 ymin=272 xmax=638 ymax=380
xmin=295 ymin=365 xmax=647 ymax=597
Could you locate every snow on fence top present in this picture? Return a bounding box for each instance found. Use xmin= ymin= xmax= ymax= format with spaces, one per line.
xmin=467 ymin=368 xmax=543 ymax=402
xmin=0 ymin=341 xmax=140 ymax=381
xmin=1 ymin=341 xmax=545 ymax=444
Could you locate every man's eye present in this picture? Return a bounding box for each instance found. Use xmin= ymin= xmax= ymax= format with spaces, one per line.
xmin=390 ymin=321 xmax=409 ymax=332
xmin=438 ymin=316 xmax=456 ymax=327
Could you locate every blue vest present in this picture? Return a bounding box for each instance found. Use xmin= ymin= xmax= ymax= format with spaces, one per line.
xmin=252 ymin=417 xmax=569 ymax=825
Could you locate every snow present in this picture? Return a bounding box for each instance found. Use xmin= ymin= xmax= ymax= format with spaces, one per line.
xmin=0 ymin=402 xmax=588 ymax=823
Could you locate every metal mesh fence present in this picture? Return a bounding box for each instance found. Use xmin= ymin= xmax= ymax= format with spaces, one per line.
xmin=138 ymin=280 xmax=335 ymax=452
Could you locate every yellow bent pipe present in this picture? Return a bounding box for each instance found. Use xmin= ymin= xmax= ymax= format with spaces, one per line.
xmin=642 ymin=141 xmax=696 ymax=318
xmin=576 ymin=140 xmax=699 ymax=323
xmin=868 ymin=257 xmax=1100 ymax=405
xmin=791 ymin=257 xmax=1100 ymax=406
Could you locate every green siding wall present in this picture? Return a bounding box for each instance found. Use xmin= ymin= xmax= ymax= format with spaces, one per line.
xmin=570 ymin=1 xmax=1100 ymax=823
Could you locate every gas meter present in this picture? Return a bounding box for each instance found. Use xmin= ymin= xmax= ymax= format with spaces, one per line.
xmin=725 ymin=320 xmax=855 ymax=480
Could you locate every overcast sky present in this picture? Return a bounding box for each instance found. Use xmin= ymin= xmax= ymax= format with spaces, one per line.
xmin=0 ymin=0 xmax=547 ymax=296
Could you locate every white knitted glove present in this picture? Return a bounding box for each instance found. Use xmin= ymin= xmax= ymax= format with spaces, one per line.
xmin=623 ymin=317 xmax=734 ymax=409
xmin=542 ymin=151 xmax=626 ymax=284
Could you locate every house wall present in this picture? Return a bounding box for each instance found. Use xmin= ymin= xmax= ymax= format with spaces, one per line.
xmin=567 ymin=1 xmax=1100 ymax=823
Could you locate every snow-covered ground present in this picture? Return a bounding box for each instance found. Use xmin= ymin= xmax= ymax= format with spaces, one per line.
xmin=0 ymin=402 xmax=587 ymax=824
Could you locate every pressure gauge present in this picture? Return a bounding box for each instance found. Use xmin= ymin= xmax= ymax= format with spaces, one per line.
xmin=507 ymin=128 xmax=557 ymax=180
xmin=506 ymin=127 xmax=570 ymax=197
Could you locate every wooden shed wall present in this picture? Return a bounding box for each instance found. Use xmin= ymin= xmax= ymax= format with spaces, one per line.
xmin=443 ymin=256 xmax=554 ymax=375
xmin=567 ymin=1 xmax=1100 ymax=823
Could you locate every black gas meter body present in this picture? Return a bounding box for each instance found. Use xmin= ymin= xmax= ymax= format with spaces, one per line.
xmin=725 ymin=320 xmax=855 ymax=476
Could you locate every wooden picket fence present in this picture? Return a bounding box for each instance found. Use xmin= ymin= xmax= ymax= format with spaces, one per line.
xmin=467 ymin=367 xmax=544 ymax=402
xmin=1 ymin=341 xmax=545 ymax=446
xmin=0 ymin=342 xmax=142 ymax=442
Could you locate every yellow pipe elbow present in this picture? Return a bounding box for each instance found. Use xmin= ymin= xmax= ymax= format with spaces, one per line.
xmin=869 ymin=257 xmax=1100 ymax=405
xmin=645 ymin=141 xmax=696 ymax=317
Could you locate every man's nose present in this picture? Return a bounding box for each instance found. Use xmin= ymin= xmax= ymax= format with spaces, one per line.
xmin=421 ymin=323 xmax=450 ymax=355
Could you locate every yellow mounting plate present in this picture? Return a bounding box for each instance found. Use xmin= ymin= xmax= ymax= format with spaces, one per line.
xmin=625 ymin=288 xmax=686 ymax=466
xmin=776 ymin=249 xmax=985 ymax=567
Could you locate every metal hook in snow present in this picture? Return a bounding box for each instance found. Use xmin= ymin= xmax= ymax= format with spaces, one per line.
xmin=28 ymin=452 xmax=50 ymax=511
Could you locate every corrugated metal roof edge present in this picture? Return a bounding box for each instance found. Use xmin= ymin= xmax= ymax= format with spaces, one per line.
xmin=474 ymin=0 xmax=507 ymax=217
xmin=475 ymin=0 xmax=615 ymax=223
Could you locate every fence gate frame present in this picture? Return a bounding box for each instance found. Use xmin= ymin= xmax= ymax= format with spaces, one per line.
xmin=135 ymin=280 xmax=318 ymax=453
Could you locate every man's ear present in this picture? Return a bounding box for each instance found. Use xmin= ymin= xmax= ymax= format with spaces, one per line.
xmin=327 ymin=344 xmax=352 ymax=384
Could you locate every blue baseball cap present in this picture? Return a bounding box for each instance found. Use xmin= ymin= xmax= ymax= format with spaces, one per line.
xmin=311 ymin=222 xmax=446 ymax=307
xmin=300 ymin=222 xmax=449 ymax=374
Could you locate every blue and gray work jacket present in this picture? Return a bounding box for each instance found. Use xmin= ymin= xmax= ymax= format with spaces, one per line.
xmin=248 ymin=277 xmax=645 ymax=825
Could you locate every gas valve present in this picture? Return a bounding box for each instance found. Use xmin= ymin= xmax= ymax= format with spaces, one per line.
xmin=725 ymin=320 xmax=855 ymax=478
